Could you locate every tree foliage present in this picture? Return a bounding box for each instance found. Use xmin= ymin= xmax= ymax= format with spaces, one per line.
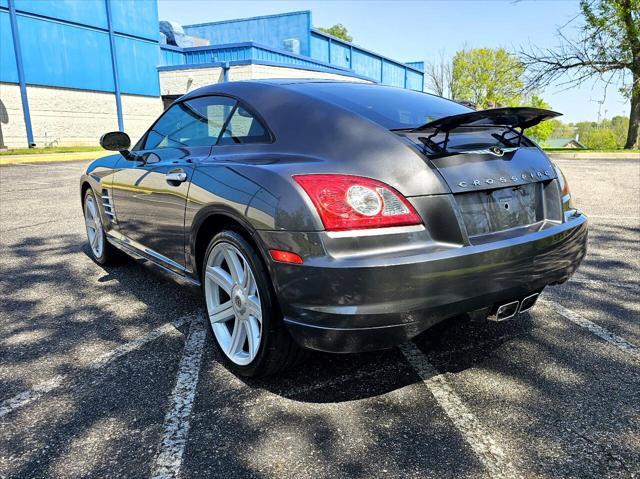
xmin=317 ymin=24 xmax=352 ymax=42
xmin=549 ymin=115 xmax=632 ymax=149
xmin=579 ymin=128 xmax=619 ymax=149
xmin=519 ymin=0 xmax=640 ymax=148
xmin=525 ymin=95 xmax=555 ymax=143
xmin=451 ymin=48 xmax=524 ymax=108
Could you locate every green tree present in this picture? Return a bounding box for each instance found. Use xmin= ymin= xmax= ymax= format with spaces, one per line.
xmin=580 ymin=128 xmax=619 ymax=149
xmin=520 ymin=0 xmax=640 ymax=149
xmin=452 ymin=48 xmax=524 ymax=108
xmin=317 ymin=24 xmax=352 ymax=42
xmin=611 ymin=115 xmax=631 ymax=146
xmin=550 ymin=120 xmax=577 ymax=139
xmin=525 ymin=95 xmax=555 ymax=144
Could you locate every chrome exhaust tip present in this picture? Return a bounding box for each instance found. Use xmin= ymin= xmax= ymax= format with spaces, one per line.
xmin=518 ymin=293 xmax=540 ymax=313
xmin=489 ymin=300 xmax=520 ymax=321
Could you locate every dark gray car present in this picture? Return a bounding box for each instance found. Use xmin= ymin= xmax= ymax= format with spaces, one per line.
xmin=80 ymin=80 xmax=587 ymax=377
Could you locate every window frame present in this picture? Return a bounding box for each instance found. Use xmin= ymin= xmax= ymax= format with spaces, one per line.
xmin=133 ymin=93 xmax=275 ymax=152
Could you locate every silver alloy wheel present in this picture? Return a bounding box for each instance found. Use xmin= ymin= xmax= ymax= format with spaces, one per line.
xmin=204 ymin=242 xmax=262 ymax=366
xmin=84 ymin=194 xmax=104 ymax=258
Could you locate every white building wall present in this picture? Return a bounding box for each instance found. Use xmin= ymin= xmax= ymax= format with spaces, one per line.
xmin=0 ymin=83 xmax=162 ymax=149
xmin=159 ymin=67 xmax=224 ymax=97
xmin=235 ymin=64 xmax=372 ymax=83
xmin=159 ymin=64 xmax=372 ymax=97
xmin=0 ymin=83 xmax=28 ymax=149
xmin=120 ymin=94 xmax=164 ymax=145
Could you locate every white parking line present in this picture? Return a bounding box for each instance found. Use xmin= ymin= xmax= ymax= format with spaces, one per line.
xmin=151 ymin=317 xmax=207 ymax=479
xmin=0 ymin=375 xmax=66 ymax=418
xmin=399 ymin=342 xmax=522 ymax=479
xmin=540 ymin=299 xmax=639 ymax=360
xmin=0 ymin=316 xmax=192 ymax=418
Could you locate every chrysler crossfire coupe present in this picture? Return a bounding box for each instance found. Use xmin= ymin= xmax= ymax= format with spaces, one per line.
xmin=80 ymin=80 xmax=587 ymax=376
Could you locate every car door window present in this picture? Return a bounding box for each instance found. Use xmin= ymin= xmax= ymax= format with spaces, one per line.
xmin=217 ymin=105 xmax=270 ymax=145
xmin=144 ymin=96 xmax=236 ymax=149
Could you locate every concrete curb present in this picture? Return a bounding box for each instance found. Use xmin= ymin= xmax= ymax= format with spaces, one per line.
xmin=547 ymin=152 xmax=640 ymax=160
xmin=0 ymin=151 xmax=110 ymax=166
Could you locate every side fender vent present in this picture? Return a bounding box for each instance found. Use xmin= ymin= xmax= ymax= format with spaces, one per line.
xmin=101 ymin=189 xmax=117 ymax=224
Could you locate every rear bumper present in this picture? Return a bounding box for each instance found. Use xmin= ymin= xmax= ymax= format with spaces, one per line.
xmin=259 ymin=212 xmax=588 ymax=353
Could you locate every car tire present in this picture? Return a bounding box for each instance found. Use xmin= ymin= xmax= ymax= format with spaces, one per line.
xmin=83 ymin=188 xmax=119 ymax=265
xmin=202 ymin=230 xmax=306 ymax=377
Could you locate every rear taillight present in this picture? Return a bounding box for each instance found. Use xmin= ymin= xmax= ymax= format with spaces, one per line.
xmin=553 ymin=164 xmax=572 ymax=210
xmin=293 ymin=174 xmax=422 ymax=231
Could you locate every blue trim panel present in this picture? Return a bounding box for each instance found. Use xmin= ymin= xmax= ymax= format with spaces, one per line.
xmin=8 ymin=0 xmax=34 ymax=146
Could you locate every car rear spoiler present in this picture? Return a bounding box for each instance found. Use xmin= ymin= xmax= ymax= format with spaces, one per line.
xmin=413 ymin=107 xmax=562 ymax=132
xmin=404 ymin=107 xmax=562 ymax=155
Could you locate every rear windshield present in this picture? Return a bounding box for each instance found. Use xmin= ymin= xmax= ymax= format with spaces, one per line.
xmin=288 ymin=82 xmax=472 ymax=130
xmin=424 ymin=127 xmax=535 ymax=151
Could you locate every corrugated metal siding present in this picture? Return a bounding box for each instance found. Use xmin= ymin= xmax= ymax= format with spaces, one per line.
xmin=253 ymin=45 xmax=326 ymax=68
xmin=310 ymin=34 xmax=328 ymax=63
xmin=0 ymin=11 xmax=18 ymax=83
xmin=309 ymin=31 xmax=423 ymax=90
xmin=352 ymin=49 xmax=382 ymax=82
xmin=382 ymin=61 xmax=405 ymax=88
xmin=111 ymin=0 xmax=158 ymax=40
xmin=17 ymin=15 xmax=115 ymax=92
xmin=184 ymin=11 xmax=311 ymax=56
xmin=115 ymin=36 xmax=160 ymax=96
xmin=406 ymin=69 xmax=423 ymax=91
xmin=330 ymin=42 xmax=350 ymax=69
xmin=183 ymin=46 xmax=252 ymax=64
xmin=160 ymin=47 xmax=185 ymax=66
xmin=13 ymin=0 xmax=108 ymax=30
xmin=160 ymin=43 xmax=354 ymax=74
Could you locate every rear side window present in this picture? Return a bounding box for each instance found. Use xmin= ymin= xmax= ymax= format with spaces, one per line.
xmin=218 ymin=106 xmax=270 ymax=145
xmin=144 ymin=96 xmax=236 ymax=149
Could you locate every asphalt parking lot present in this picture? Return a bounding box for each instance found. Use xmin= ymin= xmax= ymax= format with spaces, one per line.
xmin=1 ymin=157 xmax=638 ymax=479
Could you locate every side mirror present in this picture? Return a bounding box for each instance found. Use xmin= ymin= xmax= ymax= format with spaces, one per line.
xmin=100 ymin=131 xmax=141 ymax=161
xmin=100 ymin=131 xmax=131 ymax=151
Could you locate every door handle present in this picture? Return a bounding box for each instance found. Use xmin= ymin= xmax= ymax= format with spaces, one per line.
xmin=166 ymin=169 xmax=187 ymax=183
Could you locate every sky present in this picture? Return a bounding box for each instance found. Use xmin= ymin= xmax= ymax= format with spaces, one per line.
xmin=157 ymin=0 xmax=630 ymax=123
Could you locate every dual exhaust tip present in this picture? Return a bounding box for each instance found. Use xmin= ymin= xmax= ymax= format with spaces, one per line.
xmin=489 ymin=293 xmax=540 ymax=321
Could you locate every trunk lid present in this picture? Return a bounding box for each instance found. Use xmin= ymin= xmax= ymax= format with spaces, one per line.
xmin=395 ymin=107 xmax=564 ymax=239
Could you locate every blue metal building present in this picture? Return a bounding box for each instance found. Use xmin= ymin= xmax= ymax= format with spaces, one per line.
xmin=0 ymin=0 xmax=161 ymax=148
xmin=169 ymin=11 xmax=424 ymax=91
xmin=0 ymin=4 xmax=424 ymax=148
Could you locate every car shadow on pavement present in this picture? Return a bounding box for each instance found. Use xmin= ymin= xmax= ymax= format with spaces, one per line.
xmin=0 ymin=234 xmax=201 ymax=398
